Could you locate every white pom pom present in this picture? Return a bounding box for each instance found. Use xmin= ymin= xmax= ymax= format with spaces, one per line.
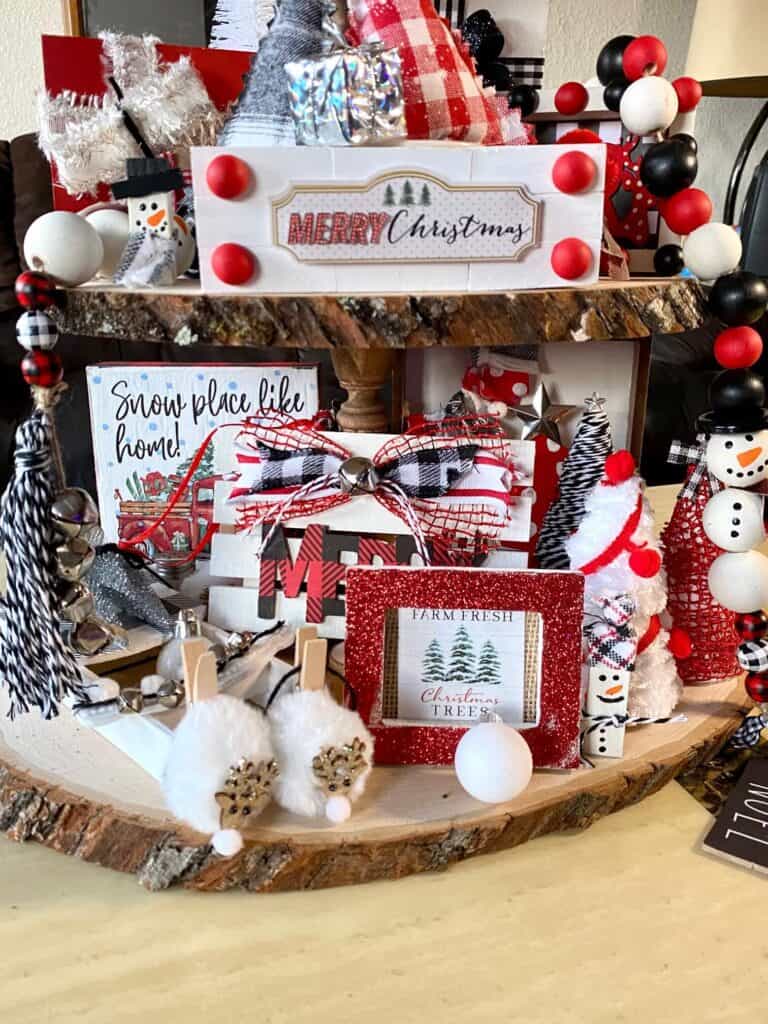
xmin=212 ymin=829 xmax=243 ymax=857
xmin=683 ymin=222 xmax=742 ymax=282
xmin=141 ymin=673 xmax=166 ymax=695
xmin=325 ymin=795 xmax=352 ymax=824
xmin=454 ymin=720 xmax=533 ymax=804
xmin=619 ymin=76 xmax=678 ymax=135
xmin=708 ymin=550 xmax=768 ymax=613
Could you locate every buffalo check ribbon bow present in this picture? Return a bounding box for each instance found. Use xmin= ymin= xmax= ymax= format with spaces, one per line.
xmin=228 ymin=421 xmax=516 ymax=563
xmin=668 ymin=434 xmax=722 ymax=500
xmin=583 ymin=594 xmax=638 ymax=672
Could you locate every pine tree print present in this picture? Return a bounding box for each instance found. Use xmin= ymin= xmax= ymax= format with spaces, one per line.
xmin=420 ymin=184 xmax=431 ymax=206
xmin=421 ymin=638 xmax=446 ymax=686
xmin=477 ymin=640 xmax=502 ymax=685
xmin=383 ymin=183 xmax=396 ymax=206
xmin=447 ymin=626 xmax=475 ymax=684
xmin=400 ymin=180 xmax=415 ymax=206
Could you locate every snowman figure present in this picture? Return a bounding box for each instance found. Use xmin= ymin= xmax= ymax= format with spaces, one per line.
xmin=700 ymin=369 xmax=768 ymax=652
xmin=112 ymin=157 xmax=185 ymax=287
xmin=582 ymin=595 xmax=637 ymax=759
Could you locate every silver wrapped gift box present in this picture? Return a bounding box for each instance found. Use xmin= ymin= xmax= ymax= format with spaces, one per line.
xmin=285 ymin=43 xmax=405 ymax=146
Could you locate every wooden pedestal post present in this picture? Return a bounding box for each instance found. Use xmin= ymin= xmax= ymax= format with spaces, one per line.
xmin=330 ymin=349 xmax=396 ymax=433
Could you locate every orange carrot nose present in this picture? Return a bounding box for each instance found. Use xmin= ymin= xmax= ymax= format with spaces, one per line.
xmin=147 ymin=209 xmax=165 ymax=228
xmin=737 ymin=447 xmax=762 ymax=467
xmin=605 ymin=684 xmax=623 ymax=695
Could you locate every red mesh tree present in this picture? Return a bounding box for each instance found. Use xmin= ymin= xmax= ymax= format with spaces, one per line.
xmin=661 ymin=473 xmax=739 ymax=683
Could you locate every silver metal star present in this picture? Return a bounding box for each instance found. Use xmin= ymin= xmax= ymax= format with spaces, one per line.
xmin=513 ymin=383 xmax=580 ymax=443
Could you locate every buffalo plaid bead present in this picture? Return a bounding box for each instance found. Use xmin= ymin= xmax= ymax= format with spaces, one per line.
xmin=16 ymin=310 xmax=59 ymax=352
xmin=20 ymin=349 xmax=63 ymax=388
xmin=745 ymin=671 xmax=768 ymax=704
xmin=735 ymin=610 xmax=768 ymax=643
xmin=14 ymin=270 xmax=57 ymax=310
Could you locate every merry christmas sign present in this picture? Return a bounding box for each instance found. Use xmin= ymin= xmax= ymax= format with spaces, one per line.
xmin=86 ymin=363 xmax=319 ymax=548
xmin=191 ymin=144 xmax=606 ymax=293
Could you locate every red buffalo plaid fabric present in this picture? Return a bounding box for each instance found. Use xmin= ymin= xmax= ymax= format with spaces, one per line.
xmin=347 ymin=0 xmax=516 ymax=144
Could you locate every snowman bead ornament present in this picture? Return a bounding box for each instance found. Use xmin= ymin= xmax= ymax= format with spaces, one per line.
xmin=702 ymin=489 xmax=765 ymax=552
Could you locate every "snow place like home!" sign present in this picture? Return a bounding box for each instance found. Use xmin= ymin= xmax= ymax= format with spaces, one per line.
xmin=87 ymin=363 xmax=318 ymax=548
xmin=192 ymin=144 xmax=606 ymax=293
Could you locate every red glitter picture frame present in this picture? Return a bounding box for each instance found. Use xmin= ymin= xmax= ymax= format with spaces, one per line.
xmin=345 ymin=566 xmax=584 ymax=769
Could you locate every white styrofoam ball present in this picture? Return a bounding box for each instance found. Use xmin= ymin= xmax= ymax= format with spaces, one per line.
xmin=708 ymin=550 xmax=768 ymax=612
xmin=325 ymin=795 xmax=352 ymax=823
xmin=24 ymin=211 xmax=103 ymax=286
xmin=619 ymin=76 xmax=679 ymax=135
xmin=683 ymin=222 xmax=742 ymax=282
xmin=85 ymin=209 xmax=130 ymax=278
xmin=212 ymin=829 xmax=244 ymax=857
xmin=706 ymin=430 xmax=768 ymax=485
xmin=454 ymin=721 xmax=533 ymax=804
xmin=702 ymin=488 xmax=765 ymax=552
xmin=172 ymin=215 xmax=196 ymax=276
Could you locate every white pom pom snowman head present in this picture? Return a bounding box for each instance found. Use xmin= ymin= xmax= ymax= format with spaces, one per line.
xmin=705 ymin=431 xmax=768 ymax=486
xmin=700 ymin=368 xmax=768 ymax=485
xmin=702 ymin=487 xmax=766 ymax=551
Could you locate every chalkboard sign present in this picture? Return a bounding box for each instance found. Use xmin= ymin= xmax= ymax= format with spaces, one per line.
xmin=81 ymin=0 xmax=216 ymax=46
xmin=703 ymin=755 xmax=768 ymax=874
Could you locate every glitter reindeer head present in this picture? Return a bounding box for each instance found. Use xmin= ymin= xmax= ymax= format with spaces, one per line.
xmin=215 ymin=757 xmax=279 ymax=829
xmin=312 ymin=738 xmax=368 ymax=795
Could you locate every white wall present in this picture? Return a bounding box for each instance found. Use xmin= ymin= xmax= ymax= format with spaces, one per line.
xmin=0 ymin=0 xmax=65 ymax=139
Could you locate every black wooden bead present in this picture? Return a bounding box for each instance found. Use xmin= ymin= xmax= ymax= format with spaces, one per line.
xmin=654 ymin=244 xmax=684 ymax=276
xmin=709 ymin=271 xmax=768 ymax=326
xmin=710 ymin=368 xmax=765 ymax=414
xmin=640 ymin=139 xmax=698 ymax=198
xmin=481 ymin=60 xmax=512 ymax=92
xmin=596 ymin=35 xmax=635 ymax=86
xmin=669 ymin=132 xmax=697 ymax=154
xmin=603 ymin=79 xmax=628 ymax=112
xmin=508 ymin=83 xmax=539 ymax=117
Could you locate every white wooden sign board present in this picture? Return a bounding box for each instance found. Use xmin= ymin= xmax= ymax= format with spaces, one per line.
xmin=208 ymin=431 xmax=535 ymax=636
xmin=191 ymin=144 xmax=606 ymax=294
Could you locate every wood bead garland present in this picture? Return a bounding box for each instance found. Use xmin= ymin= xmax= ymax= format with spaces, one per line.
xmin=554 ymin=82 xmax=588 ymax=115
xmin=653 ymin=244 xmax=684 ymax=276
xmin=660 ymin=188 xmax=712 ymax=235
xmin=640 ymin=139 xmax=697 ymax=198
xmin=622 ymin=35 xmax=667 ymax=80
xmin=745 ymin=672 xmax=768 ymax=704
xmin=708 ymin=272 xmax=768 ymax=326
xmin=21 ymin=349 xmax=63 ymax=388
xmin=736 ymin=611 xmax=768 ymax=643
xmin=672 ymin=76 xmax=702 ymax=113
xmin=14 ymin=270 xmax=56 ymax=310
xmin=596 ymin=35 xmax=634 ymax=86
xmin=508 ymin=84 xmax=539 ymax=118
xmin=713 ymin=327 xmax=763 ymax=370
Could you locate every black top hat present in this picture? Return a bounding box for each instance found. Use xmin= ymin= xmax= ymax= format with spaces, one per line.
xmin=697 ymin=368 xmax=768 ymax=434
xmin=112 ymin=157 xmax=184 ymax=200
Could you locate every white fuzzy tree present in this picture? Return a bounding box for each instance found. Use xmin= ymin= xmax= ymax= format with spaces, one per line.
xmin=565 ymin=450 xmax=683 ymax=719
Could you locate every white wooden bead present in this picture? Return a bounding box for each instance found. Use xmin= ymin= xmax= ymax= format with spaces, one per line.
xmin=683 ymin=222 xmax=743 ymax=282
xmin=85 ymin=209 xmax=130 ymax=278
xmin=23 ymin=212 xmax=103 ymax=287
xmin=708 ymin=550 xmax=768 ymax=613
xmin=15 ymin=310 xmax=58 ymax=351
xmin=619 ymin=76 xmax=678 ymax=135
xmin=702 ymin=488 xmax=765 ymax=551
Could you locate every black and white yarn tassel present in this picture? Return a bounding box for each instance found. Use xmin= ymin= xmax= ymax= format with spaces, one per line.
xmin=0 ymin=409 xmax=87 ymax=718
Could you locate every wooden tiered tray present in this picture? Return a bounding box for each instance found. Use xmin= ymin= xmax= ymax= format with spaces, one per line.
xmin=0 ymin=679 xmax=745 ymax=892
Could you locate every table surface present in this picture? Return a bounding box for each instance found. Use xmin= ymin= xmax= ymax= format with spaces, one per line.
xmin=0 ymin=485 xmax=759 ymax=1024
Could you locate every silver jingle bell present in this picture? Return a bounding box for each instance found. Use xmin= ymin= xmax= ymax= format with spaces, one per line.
xmin=157 ymin=680 xmax=184 ymax=709
xmin=338 ymin=456 xmax=380 ymax=494
xmin=71 ymin=618 xmax=113 ymax=656
xmin=51 ymin=488 xmax=100 ymax=539
xmin=59 ymin=582 xmax=95 ymax=624
xmin=120 ymin=688 xmax=145 ymax=714
xmin=55 ymin=537 xmax=96 ymax=582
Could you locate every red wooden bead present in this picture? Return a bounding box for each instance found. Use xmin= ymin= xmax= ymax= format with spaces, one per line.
xmin=660 ymin=187 xmax=712 ymax=235
xmin=211 ymin=243 xmax=256 ymax=286
xmin=554 ymin=82 xmax=589 ymax=115
xmin=622 ymin=35 xmax=667 ymax=81
xmin=15 ymin=270 xmax=56 ymax=310
xmin=672 ymin=76 xmax=702 ymax=113
xmin=20 ymin=349 xmax=63 ymax=388
xmin=205 ymin=154 xmax=251 ymax=199
xmin=735 ymin=610 xmax=768 ymax=642
xmin=551 ymin=237 xmax=592 ymax=280
xmin=556 ymin=128 xmax=603 ymax=145
xmin=745 ymin=672 xmax=768 ymax=703
xmin=552 ymin=151 xmax=597 ymax=194
xmin=713 ymin=326 xmax=763 ymax=370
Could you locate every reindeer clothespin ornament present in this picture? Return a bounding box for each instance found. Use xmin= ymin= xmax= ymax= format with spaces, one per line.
xmin=269 ymin=627 xmax=374 ymax=823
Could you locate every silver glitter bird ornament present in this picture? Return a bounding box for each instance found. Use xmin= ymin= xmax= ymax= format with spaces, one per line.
xmin=85 ymin=547 xmax=175 ymax=632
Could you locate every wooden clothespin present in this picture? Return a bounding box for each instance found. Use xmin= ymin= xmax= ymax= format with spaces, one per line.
xmin=296 ymin=630 xmax=328 ymax=693
xmin=181 ymin=638 xmax=218 ymax=704
xmin=294 ymin=626 xmax=318 ymax=668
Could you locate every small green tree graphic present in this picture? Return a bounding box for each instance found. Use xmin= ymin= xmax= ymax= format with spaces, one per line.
xmin=447 ymin=626 xmax=475 ymax=685
xmin=478 ymin=640 xmax=503 ymax=685
xmin=400 ymin=180 xmax=415 ymax=206
xmin=420 ymin=184 xmax=431 ymax=206
xmin=383 ymin=183 xmax=396 ymax=206
xmin=421 ymin=638 xmax=446 ymax=686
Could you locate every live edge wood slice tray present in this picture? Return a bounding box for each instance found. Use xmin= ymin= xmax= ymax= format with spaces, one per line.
xmin=0 ymin=274 xmax=721 ymax=894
